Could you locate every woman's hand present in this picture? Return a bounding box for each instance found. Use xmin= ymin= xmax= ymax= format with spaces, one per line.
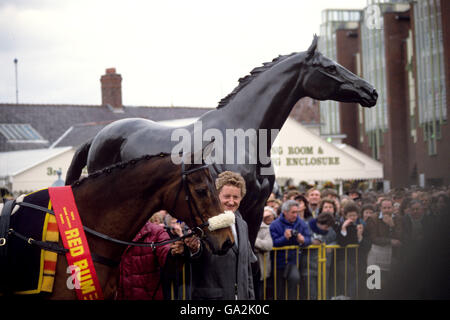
xmin=170 ymin=240 xmax=184 ymax=255
xmin=184 ymin=231 xmax=201 ymax=253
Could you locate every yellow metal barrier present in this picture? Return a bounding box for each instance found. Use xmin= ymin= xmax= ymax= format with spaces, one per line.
xmin=169 ymin=263 xmax=188 ymax=300
xmin=270 ymin=245 xmax=322 ymax=300
xmin=263 ymin=244 xmax=359 ymax=300
xmin=321 ymin=244 xmax=359 ymax=299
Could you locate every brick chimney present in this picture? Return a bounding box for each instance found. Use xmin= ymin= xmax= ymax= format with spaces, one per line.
xmin=100 ymin=68 xmax=123 ymax=110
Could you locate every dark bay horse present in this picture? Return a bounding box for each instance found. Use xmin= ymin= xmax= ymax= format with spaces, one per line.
xmin=65 ymin=36 xmax=378 ymax=246
xmin=2 ymin=143 xmax=233 ymax=299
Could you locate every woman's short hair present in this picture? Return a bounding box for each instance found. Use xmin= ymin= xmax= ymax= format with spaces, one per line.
xmin=215 ymin=171 xmax=246 ymax=197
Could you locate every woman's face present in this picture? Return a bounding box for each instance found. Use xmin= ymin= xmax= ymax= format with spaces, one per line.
xmin=296 ymin=200 xmax=306 ymax=212
xmin=322 ymin=202 xmax=335 ymax=214
xmin=218 ymin=184 xmax=242 ymax=213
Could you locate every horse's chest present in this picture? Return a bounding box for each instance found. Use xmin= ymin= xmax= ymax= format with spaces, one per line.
xmin=2 ymin=189 xmax=59 ymax=295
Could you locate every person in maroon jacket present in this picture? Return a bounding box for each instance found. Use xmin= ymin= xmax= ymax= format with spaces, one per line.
xmin=115 ymin=220 xmax=189 ymax=300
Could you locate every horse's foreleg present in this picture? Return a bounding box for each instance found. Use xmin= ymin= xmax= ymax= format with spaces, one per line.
xmin=243 ymin=176 xmax=273 ymax=249
xmin=50 ymin=256 xmax=76 ymax=299
xmin=50 ymin=255 xmax=119 ymax=300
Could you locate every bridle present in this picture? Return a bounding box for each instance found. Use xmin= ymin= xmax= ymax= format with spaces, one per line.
xmin=170 ymin=160 xmax=212 ymax=239
xmin=0 ymin=159 xmax=214 ymax=268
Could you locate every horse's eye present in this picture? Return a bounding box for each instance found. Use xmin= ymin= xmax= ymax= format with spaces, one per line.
xmin=327 ymin=65 xmax=337 ymax=72
xmin=195 ymin=188 xmax=208 ymax=197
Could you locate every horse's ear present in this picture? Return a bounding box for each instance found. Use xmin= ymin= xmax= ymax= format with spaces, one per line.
xmin=189 ymin=147 xmax=203 ymax=165
xmin=189 ymin=139 xmax=215 ymax=165
xmin=203 ymin=138 xmax=215 ymax=163
xmin=306 ymin=34 xmax=319 ymax=60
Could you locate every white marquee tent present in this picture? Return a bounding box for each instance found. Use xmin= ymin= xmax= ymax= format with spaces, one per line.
xmin=271 ymin=118 xmax=383 ymax=185
xmin=0 ymin=147 xmax=74 ymax=194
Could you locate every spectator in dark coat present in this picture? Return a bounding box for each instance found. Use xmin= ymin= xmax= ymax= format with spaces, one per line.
xmin=402 ymin=199 xmax=429 ymax=246
xmin=335 ymin=202 xmax=366 ymax=299
xmin=365 ymin=198 xmax=402 ymax=299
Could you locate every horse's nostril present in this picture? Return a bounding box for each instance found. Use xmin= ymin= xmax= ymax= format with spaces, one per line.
xmin=372 ymin=89 xmax=378 ymax=98
xmin=223 ymin=239 xmax=233 ymax=249
xmin=217 ymin=239 xmax=233 ymax=255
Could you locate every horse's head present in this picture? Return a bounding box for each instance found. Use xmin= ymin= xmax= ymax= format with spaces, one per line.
xmin=168 ymin=141 xmax=234 ymax=255
xmin=300 ymin=35 xmax=378 ymax=108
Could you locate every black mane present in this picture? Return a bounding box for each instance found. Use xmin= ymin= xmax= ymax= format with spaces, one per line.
xmin=216 ymin=52 xmax=298 ymax=109
xmin=71 ymin=152 xmax=170 ymax=187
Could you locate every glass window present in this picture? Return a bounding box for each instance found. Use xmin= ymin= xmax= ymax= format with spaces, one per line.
xmin=436 ymin=120 xmax=441 ymax=139
xmin=414 ymin=0 xmax=446 ymax=125
xmin=0 ymin=124 xmax=46 ymax=143
xmin=318 ymin=9 xmax=362 ymax=136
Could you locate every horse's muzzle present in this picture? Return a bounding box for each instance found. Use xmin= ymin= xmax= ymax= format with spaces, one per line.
xmin=217 ymin=238 xmax=234 ymax=256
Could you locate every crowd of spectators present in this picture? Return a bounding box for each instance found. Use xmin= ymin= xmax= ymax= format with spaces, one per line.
xmin=253 ymin=184 xmax=450 ymax=299
xmin=113 ymin=182 xmax=450 ymax=300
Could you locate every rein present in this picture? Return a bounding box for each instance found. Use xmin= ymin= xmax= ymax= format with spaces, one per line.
xmin=0 ymin=161 xmax=212 ymax=268
xmin=170 ymin=161 xmax=210 ymax=232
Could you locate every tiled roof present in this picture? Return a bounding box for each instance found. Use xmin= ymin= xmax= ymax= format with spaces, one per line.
xmin=51 ymin=122 xmax=111 ymax=148
xmin=0 ymin=103 xmax=213 ymax=152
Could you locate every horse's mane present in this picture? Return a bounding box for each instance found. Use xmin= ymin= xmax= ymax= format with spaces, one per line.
xmin=71 ymin=152 xmax=171 ymax=187
xmin=216 ymin=52 xmax=298 ymax=109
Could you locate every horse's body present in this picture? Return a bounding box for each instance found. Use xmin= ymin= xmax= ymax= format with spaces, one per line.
xmin=65 ymin=36 xmax=378 ymax=246
xmin=2 ymin=145 xmax=233 ymax=299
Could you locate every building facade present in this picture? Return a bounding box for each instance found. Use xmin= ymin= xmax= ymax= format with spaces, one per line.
xmin=409 ymin=0 xmax=450 ymax=187
xmin=319 ymin=0 xmax=450 ymax=189
xmin=319 ymin=9 xmax=363 ymax=146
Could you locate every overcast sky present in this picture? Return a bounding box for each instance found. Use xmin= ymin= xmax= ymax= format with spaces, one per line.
xmin=0 ymin=0 xmax=368 ymax=108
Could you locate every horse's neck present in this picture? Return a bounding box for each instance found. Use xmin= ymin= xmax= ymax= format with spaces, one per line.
xmin=201 ymin=58 xmax=306 ymax=132
xmin=74 ymin=165 xmax=166 ymax=242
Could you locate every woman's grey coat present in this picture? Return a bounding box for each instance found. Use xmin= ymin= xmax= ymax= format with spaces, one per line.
xmin=189 ymin=210 xmax=257 ymax=300
xmin=254 ymin=222 xmax=273 ymax=281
